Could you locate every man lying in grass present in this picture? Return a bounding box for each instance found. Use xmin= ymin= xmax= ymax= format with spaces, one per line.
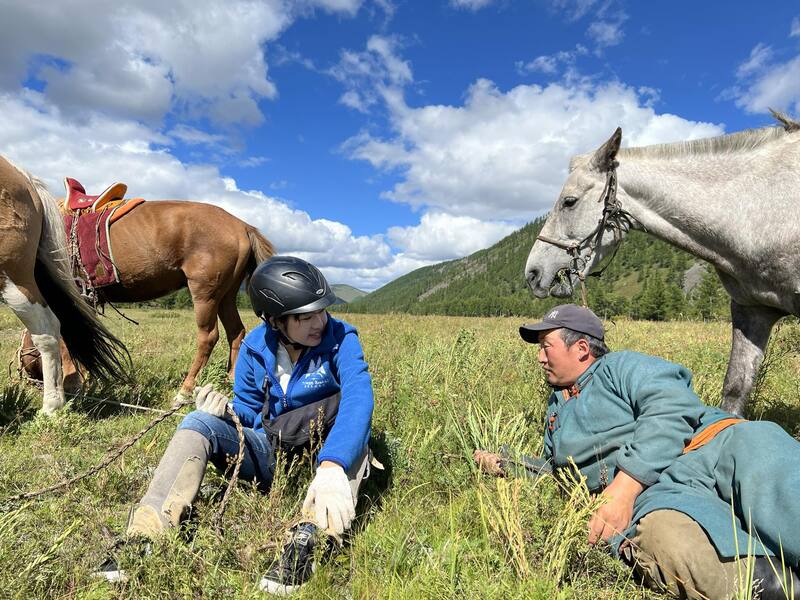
xmin=482 ymin=303 xmax=800 ymax=600
xmin=96 ymin=256 xmax=375 ymax=596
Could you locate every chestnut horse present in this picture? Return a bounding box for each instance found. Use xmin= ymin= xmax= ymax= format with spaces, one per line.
xmin=1 ymin=156 xmax=130 ymax=413
xmin=22 ymin=198 xmax=276 ymax=400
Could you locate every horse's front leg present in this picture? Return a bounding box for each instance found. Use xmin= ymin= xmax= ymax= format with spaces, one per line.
xmin=721 ymin=301 xmax=784 ymax=416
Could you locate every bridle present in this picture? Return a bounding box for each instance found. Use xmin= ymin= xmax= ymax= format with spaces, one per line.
xmin=535 ymin=165 xmax=636 ymax=307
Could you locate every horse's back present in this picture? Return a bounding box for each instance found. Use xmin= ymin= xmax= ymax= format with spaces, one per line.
xmin=104 ymin=199 xmax=253 ymax=300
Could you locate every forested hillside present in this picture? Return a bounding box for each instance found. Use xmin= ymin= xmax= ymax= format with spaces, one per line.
xmin=339 ymin=218 xmax=730 ymax=320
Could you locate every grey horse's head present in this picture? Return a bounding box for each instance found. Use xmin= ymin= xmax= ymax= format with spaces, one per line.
xmin=525 ymin=128 xmax=627 ymax=298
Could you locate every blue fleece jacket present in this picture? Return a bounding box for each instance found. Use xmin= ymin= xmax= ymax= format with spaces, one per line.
xmin=232 ymin=314 xmax=374 ymax=471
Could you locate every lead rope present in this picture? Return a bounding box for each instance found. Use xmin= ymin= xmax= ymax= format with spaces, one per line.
xmin=0 ymin=399 xmax=245 ymax=534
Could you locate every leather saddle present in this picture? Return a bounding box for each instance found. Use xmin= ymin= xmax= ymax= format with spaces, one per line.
xmin=63 ymin=177 xmax=127 ymax=212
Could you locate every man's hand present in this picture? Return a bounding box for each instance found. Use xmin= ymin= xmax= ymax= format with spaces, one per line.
xmin=302 ymin=461 xmax=355 ymax=536
xmin=587 ymin=470 xmax=645 ymax=545
xmin=193 ymin=383 xmax=230 ymax=417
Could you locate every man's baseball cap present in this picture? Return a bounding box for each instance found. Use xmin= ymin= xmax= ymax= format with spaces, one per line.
xmin=519 ymin=304 xmax=604 ymax=343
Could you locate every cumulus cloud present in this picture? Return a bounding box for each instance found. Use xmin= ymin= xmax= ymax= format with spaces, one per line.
xmin=345 ymin=78 xmax=724 ymax=221
xmin=0 ymin=91 xmax=396 ymax=288
xmin=0 ymin=0 xmax=363 ymax=127
xmin=329 ymin=35 xmax=412 ymax=112
xmin=728 ymin=41 xmax=800 ymax=115
xmin=168 ymin=125 xmax=228 ymax=148
xmin=388 ymin=213 xmax=516 ymax=261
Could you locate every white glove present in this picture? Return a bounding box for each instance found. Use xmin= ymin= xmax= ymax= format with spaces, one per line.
xmin=193 ymin=383 xmax=230 ymax=417
xmin=302 ymin=466 xmax=355 ymax=536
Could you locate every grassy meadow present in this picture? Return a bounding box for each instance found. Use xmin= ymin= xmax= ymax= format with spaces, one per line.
xmin=1 ymin=306 xmax=800 ymax=599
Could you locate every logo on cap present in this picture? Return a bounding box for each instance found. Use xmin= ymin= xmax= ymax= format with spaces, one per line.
xmin=315 ymin=288 xmax=324 ymax=295
xmin=547 ymin=310 xmax=559 ymax=319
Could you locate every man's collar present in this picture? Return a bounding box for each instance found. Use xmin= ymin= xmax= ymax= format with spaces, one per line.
xmin=558 ymin=356 xmax=603 ymax=399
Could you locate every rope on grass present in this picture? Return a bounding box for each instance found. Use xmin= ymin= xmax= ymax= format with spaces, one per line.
xmin=212 ymin=407 xmax=245 ymax=536
xmin=1 ymin=399 xmax=246 ymax=534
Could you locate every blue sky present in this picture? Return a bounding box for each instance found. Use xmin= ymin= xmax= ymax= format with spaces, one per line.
xmin=1 ymin=0 xmax=799 ymax=289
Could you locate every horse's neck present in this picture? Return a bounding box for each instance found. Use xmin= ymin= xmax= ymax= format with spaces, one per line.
xmin=618 ymin=156 xmax=756 ymax=271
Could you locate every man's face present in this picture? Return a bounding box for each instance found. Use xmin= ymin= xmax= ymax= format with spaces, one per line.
xmin=537 ymin=328 xmax=593 ymax=387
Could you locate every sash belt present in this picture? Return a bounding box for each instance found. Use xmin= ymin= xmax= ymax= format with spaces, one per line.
xmin=682 ymin=418 xmax=746 ymax=454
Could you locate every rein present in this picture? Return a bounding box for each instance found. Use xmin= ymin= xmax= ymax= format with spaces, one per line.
xmin=536 ymin=166 xmax=635 ymax=307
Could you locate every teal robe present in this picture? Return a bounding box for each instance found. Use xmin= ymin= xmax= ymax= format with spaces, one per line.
xmin=543 ymin=351 xmax=800 ymax=565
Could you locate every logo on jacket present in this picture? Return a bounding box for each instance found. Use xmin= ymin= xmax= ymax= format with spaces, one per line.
xmin=302 ymin=357 xmax=329 ymax=389
xmin=306 ymin=357 xmax=326 ymax=375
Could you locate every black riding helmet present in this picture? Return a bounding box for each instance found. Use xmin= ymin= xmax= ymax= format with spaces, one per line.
xmin=248 ymin=256 xmax=337 ymax=321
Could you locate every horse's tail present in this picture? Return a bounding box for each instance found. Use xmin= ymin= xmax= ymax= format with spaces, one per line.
xmin=243 ymin=225 xmax=276 ymax=288
xmin=25 ymin=172 xmax=133 ymax=383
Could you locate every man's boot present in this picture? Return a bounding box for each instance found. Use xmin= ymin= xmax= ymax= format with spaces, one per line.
xmin=752 ymin=557 xmax=800 ymax=600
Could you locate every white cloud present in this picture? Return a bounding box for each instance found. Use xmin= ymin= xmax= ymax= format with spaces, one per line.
xmin=345 ymin=78 xmax=724 ymax=220
xmin=586 ymin=19 xmax=625 ymax=50
xmin=548 ymin=0 xmax=599 ymax=21
xmin=516 ymin=45 xmax=588 ymax=76
xmin=791 ymin=16 xmax=800 ymax=37
xmin=168 ymin=125 xmax=227 ymax=148
xmin=308 ymin=0 xmax=364 ymax=16
xmin=321 ymin=254 xmax=434 ymax=290
xmin=329 ymin=35 xmax=412 ymax=112
xmin=0 ymin=1 xmax=362 ymax=127
xmin=0 ymin=91 xmax=394 ymax=284
xmin=729 ymin=43 xmax=800 ymax=115
xmin=388 ymin=212 xmax=516 ymax=261
xmin=518 ymin=55 xmax=559 ymax=75
xmin=449 ymin=0 xmax=496 ymax=10
xmin=736 ymin=43 xmax=774 ymax=78
xmin=241 ymin=156 xmax=271 ymax=168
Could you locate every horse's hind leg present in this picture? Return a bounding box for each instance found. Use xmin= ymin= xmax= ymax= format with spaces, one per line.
xmin=20 ymin=330 xmax=82 ymax=394
xmin=218 ymin=287 xmax=246 ymax=379
xmin=1 ymin=277 xmax=64 ymax=413
xmin=720 ymin=301 xmax=784 ymax=416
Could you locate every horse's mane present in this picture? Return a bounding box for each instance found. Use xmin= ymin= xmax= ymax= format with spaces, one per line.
xmin=614 ymin=111 xmax=800 ymax=162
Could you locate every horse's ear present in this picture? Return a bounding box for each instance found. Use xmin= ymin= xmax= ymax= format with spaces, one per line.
xmin=591 ymin=127 xmax=622 ymax=172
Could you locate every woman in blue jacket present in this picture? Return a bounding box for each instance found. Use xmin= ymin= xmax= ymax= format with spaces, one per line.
xmin=99 ymin=256 xmax=374 ymax=595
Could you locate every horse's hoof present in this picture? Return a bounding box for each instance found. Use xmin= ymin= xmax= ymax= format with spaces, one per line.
xmin=172 ymin=390 xmax=192 ymax=409
xmin=63 ymin=374 xmax=82 ymax=395
xmin=40 ymin=391 xmax=65 ymax=415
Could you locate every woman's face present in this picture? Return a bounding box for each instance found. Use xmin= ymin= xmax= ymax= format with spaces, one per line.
xmin=275 ymin=309 xmax=328 ymax=346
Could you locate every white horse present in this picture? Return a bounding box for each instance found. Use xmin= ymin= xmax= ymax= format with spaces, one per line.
xmin=0 ymin=156 xmax=130 ymax=413
xmin=524 ymin=113 xmax=800 ymax=416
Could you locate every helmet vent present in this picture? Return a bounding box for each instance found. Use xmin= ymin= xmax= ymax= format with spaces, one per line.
xmin=282 ymin=270 xmax=311 ymax=283
xmin=259 ymin=289 xmax=284 ymax=307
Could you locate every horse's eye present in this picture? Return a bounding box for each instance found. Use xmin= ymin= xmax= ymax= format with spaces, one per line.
xmin=562 ymin=196 xmax=579 ymax=207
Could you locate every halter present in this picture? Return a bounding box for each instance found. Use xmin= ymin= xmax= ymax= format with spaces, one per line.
xmin=535 ymin=165 xmax=636 ymax=307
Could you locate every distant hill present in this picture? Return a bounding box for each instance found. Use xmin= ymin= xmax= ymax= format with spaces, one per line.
xmin=332 ymin=284 xmax=368 ymax=303
xmin=339 ymin=217 xmax=730 ymax=320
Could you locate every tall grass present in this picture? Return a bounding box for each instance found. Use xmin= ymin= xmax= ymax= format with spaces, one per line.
xmin=0 ymin=308 xmax=798 ymax=598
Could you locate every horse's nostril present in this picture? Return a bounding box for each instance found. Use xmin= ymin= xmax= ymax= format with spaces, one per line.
xmin=526 ymin=269 xmax=539 ymax=290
